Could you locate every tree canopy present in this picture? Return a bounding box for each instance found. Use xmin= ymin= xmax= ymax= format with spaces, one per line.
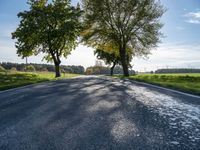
xmin=82 ymin=0 xmax=165 ymax=76
xmin=94 ymin=49 xmax=120 ymax=76
xmin=12 ymin=0 xmax=82 ymax=77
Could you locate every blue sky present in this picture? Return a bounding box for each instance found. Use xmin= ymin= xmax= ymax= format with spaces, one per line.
xmin=0 ymin=0 xmax=200 ymax=71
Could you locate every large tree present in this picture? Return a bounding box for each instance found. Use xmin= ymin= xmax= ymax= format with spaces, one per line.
xmin=94 ymin=49 xmax=120 ymax=76
xmin=12 ymin=0 xmax=82 ymax=77
xmin=82 ymin=0 xmax=165 ymax=76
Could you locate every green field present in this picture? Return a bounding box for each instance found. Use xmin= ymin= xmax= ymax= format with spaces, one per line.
xmin=0 ymin=71 xmax=80 ymax=91
xmin=117 ymin=74 xmax=200 ymax=95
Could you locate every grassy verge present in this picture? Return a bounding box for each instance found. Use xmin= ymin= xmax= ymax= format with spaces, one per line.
xmin=0 ymin=71 xmax=80 ymax=91
xmin=115 ymin=74 xmax=200 ymax=95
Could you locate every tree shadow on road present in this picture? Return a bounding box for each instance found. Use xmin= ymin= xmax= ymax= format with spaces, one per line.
xmin=0 ymin=77 xmax=199 ymax=150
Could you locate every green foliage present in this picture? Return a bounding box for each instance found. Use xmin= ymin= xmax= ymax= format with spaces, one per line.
xmin=94 ymin=49 xmax=120 ymax=75
xmin=0 ymin=65 xmax=6 ymax=72
xmin=94 ymin=49 xmax=120 ymax=66
xmin=63 ymin=65 xmax=85 ymax=74
xmin=12 ymin=0 xmax=83 ymax=77
xmin=82 ymin=0 xmax=165 ymax=76
xmin=10 ymin=67 xmax=17 ymax=72
xmin=24 ymin=65 xmax=36 ymax=72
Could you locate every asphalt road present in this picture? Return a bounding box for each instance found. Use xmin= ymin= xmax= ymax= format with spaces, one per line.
xmin=0 ymin=76 xmax=200 ymax=150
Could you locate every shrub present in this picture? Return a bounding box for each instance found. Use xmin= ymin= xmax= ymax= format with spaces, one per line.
xmin=24 ymin=65 xmax=36 ymax=72
xmin=10 ymin=67 xmax=17 ymax=72
xmin=41 ymin=67 xmax=49 ymax=72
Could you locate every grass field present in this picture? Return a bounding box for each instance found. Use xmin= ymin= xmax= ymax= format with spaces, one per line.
xmin=0 ymin=71 xmax=80 ymax=91
xmin=116 ymin=73 xmax=200 ymax=95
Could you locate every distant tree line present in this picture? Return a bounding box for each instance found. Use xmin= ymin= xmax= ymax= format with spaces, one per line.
xmin=1 ymin=62 xmax=137 ymax=75
xmin=155 ymin=69 xmax=200 ymax=74
xmin=85 ymin=65 xmax=135 ymax=75
xmin=0 ymin=62 xmax=85 ymax=74
xmin=64 ymin=65 xmax=85 ymax=74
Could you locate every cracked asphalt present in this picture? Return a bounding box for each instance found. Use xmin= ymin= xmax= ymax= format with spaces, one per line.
xmin=0 ymin=76 xmax=200 ymax=150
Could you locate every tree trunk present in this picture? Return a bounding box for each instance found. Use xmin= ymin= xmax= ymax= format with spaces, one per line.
xmin=119 ymin=46 xmax=129 ymax=77
xmin=55 ymin=63 xmax=61 ymax=78
xmin=50 ymin=51 xmax=61 ymax=78
xmin=110 ymin=61 xmax=116 ymax=76
xmin=121 ymin=60 xmax=129 ymax=77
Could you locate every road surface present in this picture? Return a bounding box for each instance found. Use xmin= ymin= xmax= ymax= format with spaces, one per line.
xmin=0 ymin=76 xmax=200 ymax=150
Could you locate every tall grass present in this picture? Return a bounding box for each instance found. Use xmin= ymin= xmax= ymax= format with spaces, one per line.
xmin=117 ymin=74 xmax=200 ymax=95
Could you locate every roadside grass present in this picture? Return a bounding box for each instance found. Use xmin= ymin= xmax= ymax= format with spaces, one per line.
xmin=0 ymin=71 xmax=80 ymax=91
xmin=115 ymin=73 xmax=200 ymax=95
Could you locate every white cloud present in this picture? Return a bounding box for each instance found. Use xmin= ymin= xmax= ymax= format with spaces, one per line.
xmin=61 ymin=45 xmax=96 ymax=68
xmin=185 ymin=11 xmax=200 ymax=24
xmin=0 ymin=41 xmax=45 ymax=64
xmin=132 ymin=42 xmax=200 ymax=72
xmin=186 ymin=19 xmax=200 ymax=24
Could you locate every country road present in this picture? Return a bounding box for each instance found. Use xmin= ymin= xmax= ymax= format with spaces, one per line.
xmin=0 ymin=76 xmax=200 ymax=150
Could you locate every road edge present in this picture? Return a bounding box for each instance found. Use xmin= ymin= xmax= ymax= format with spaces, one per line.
xmin=0 ymin=76 xmax=82 ymax=94
xmin=111 ymin=76 xmax=200 ymax=99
